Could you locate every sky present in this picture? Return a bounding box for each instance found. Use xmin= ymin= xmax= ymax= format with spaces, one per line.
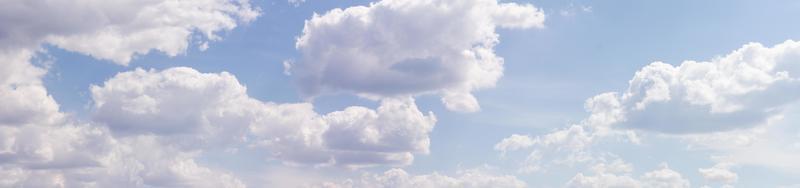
xmin=2 ymin=0 xmax=800 ymax=187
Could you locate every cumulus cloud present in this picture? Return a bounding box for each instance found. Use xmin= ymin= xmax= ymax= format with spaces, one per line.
xmin=0 ymin=49 xmax=62 ymax=127
xmin=0 ymin=0 xmax=265 ymax=186
xmin=698 ymin=163 xmax=738 ymax=185
xmin=0 ymin=0 xmax=260 ymax=65
xmin=313 ymin=168 xmax=526 ymax=188
xmin=494 ymin=124 xmax=612 ymax=173
xmin=0 ymin=63 xmax=245 ymax=187
xmin=497 ymin=40 xmax=800 ymax=183
xmin=91 ymin=67 xmax=437 ymax=168
xmin=567 ymin=163 xmax=691 ymax=188
xmin=2 ymin=64 xmax=437 ymax=186
xmin=0 ymin=131 xmax=246 ymax=188
xmin=290 ymin=0 xmax=545 ymax=112
xmin=493 ymin=134 xmax=535 ymax=155
xmin=586 ymin=40 xmax=800 ymax=134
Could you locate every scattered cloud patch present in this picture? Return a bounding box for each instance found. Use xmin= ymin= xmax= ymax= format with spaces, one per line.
xmin=313 ymin=167 xmax=526 ymax=188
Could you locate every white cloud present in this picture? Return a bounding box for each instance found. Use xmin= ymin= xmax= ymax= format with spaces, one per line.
xmin=313 ymin=167 xmax=526 ymax=188
xmin=291 ymin=0 xmax=545 ymax=112
xmin=566 ymin=173 xmax=640 ymax=188
xmin=591 ymin=159 xmax=634 ymax=175
xmin=566 ymin=162 xmax=690 ymax=188
xmin=641 ymin=164 xmax=691 ymax=188
xmin=559 ymin=3 xmax=593 ymax=17
xmin=495 ymin=125 xmax=602 ymax=173
xmin=495 ymin=41 xmax=800 ymax=182
xmin=288 ymin=0 xmax=305 ymax=7
xmin=90 ymin=67 xmax=437 ymax=168
xmin=698 ymin=163 xmax=738 ymax=185
xmin=0 ymin=112 xmax=245 ymax=187
xmin=696 ymin=109 xmax=800 ymax=175
xmin=585 ymin=40 xmax=800 ymax=134
xmin=493 ymin=134 xmax=534 ymax=154
xmin=0 ymin=0 xmax=263 ymax=186
xmin=0 ymin=49 xmax=62 ymax=127
xmin=0 ymin=0 xmax=260 ymax=65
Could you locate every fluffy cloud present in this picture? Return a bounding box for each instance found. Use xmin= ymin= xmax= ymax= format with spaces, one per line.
xmin=0 ymin=0 xmax=263 ymax=186
xmin=698 ymin=163 xmax=738 ymax=185
xmin=0 ymin=49 xmax=62 ymax=127
xmin=586 ymin=40 xmax=800 ymax=134
xmin=0 ymin=131 xmax=246 ymax=188
xmin=497 ymin=40 xmax=800 ymax=184
xmin=314 ymin=168 xmax=526 ymax=188
xmin=566 ymin=173 xmax=640 ymax=188
xmin=494 ymin=124 xmax=610 ymax=173
xmin=0 ymin=0 xmax=260 ymax=65
xmin=640 ymin=164 xmax=691 ymax=188
xmin=567 ymin=163 xmax=691 ymax=188
xmin=90 ymin=67 xmax=437 ymax=167
xmin=493 ymin=134 xmax=535 ymax=155
xmin=290 ymin=0 xmax=545 ymax=112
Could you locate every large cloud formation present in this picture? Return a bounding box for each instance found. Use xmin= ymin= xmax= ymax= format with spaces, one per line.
xmin=0 ymin=54 xmax=248 ymax=188
xmin=0 ymin=0 xmax=261 ymax=186
xmin=0 ymin=0 xmax=259 ymax=65
xmin=91 ymin=67 xmax=437 ymax=168
xmin=496 ymin=40 xmax=800 ymax=186
xmin=586 ymin=40 xmax=800 ymax=134
xmin=289 ymin=0 xmax=545 ymax=112
xmin=0 ymin=49 xmax=62 ymax=127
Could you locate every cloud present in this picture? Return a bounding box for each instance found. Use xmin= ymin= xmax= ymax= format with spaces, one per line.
xmin=0 ymin=132 xmax=247 ymax=188
xmin=698 ymin=163 xmax=738 ymax=185
xmin=1 ymin=65 xmax=436 ymax=186
xmin=313 ymin=167 xmax=526 ymax=188
xmin=0 ymin=0 xmax=263 ymax=186
xmin=0 ymin=49 xmax=62 ymax=127
xmin=288 ymin=0 xmax=305 ymax=7
xmin=586 ymin=40 xmax=800 ymax=134
xmin=90 ymin=67 xmax=437 ymax=168
xmin=493 ymin=134 xmax=535 ymax=155
xmin=641 ymin=164 xmax=692 ymax=188
xmin=290 ymin=0 xmax=545 ymax=112
xmin=0 ymin=0 xmax=260 ymax=65
xmin=498 ymin=40 xmax=800 ymax=185
xmin=567 ymin=162 xmax=691 ymax=188
xmin=494 ymin=124 xmax=612 ymax=173
xmin=566 ymin=173 xmax=640 ymax=188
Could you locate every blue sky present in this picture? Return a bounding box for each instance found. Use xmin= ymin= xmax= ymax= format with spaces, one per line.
xmin=3 ymin=0 xmax=800 ymax=187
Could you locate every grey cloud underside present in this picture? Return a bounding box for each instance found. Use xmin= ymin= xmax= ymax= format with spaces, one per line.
xmin=620 ymin=101 xmax=770 ymax=133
